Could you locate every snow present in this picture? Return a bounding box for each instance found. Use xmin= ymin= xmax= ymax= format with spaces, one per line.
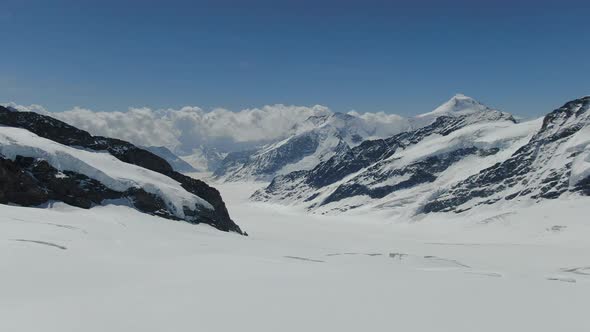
xmin=179 ymin=150 xmax=211 ymax=171
xmin=219 ymin=112 xmax=411 ymax=181
xmin=417 ymin=94 xmax=496 ymax=118
xmin=179 ymin=147 xmax=227 ymax=173
xmin=0 ymin=126 xmax=213 ymax=217
xmin=276 ymin=129 xmax=343 ymax=175
xmin=267 ymin=117 xmax=542 ymax=216
xmin=1 ymin=180 xmax=589 ymax=332
xmin=386 ymin=119 xmax=540 ymax=167
xmin=571 ymin=150 xmax=590 ymax=187
xmin=565 ymin=126 xmax=590 ymax=187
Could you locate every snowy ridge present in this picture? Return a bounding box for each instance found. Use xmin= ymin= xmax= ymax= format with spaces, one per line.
xmin=215 ymin=112 xmax=410 ymax=181
xmin=0 ymin=127 xmax=213 ymax=218
xmin=417 ymin=94 xmax=498 ymax=118
xmin=251 ymin=96 xmax=590 ymax=217
xmin=252 ymin=106 xmax=530 ymax=215
xmin=422 ymin=96 xmax=590 ymax=213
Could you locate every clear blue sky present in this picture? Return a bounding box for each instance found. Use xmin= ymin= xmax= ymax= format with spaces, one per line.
xmin=1 ymin=0 xmax=589 ymax=117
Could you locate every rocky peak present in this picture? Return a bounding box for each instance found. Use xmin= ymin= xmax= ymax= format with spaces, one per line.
xmin=537 ymin=96 xmax=590 ymax=141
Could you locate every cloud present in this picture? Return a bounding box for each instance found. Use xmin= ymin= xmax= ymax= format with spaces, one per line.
xmin=347 ymin=110 xmax=411 ymax=138
xmin=5 ymin=102 xmax=47 ymax=113
xmin=4 ymin=102 xmax=333 ymax=154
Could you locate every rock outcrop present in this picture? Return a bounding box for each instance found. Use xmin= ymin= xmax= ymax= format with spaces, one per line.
xmin=0 ymin=106 xmax=243 ymax=234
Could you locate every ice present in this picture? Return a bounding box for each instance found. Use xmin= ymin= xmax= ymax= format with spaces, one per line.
xmin=1 ymin=180 xmax=589 ymax=331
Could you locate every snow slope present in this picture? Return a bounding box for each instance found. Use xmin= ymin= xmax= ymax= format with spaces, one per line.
xmin=0 ymin=126 xmax=213 ymax=218
xmin=254 ymin=96 xmax=590 ymax=217
xmin=423 ymin=96 xmax=590 ymax=213
xmin=252 ymin=105 xmax=525 ymax=214
xmin=417 ymin=93 xmax=497 ymax=118
xmin=215 ymin=112 xmax=410 ymax=181
xmin=1 ymin=182 xmax=589 ymax=332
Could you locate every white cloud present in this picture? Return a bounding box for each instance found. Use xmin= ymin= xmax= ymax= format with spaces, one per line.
xmin=4 ymin=102 xmax=333 ymax=154
xmin=347 ymin=110 xmax=411 ymax=138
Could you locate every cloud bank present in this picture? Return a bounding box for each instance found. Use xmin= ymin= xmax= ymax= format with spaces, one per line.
xmin=3 ymin=102 xmax=408 ymax=155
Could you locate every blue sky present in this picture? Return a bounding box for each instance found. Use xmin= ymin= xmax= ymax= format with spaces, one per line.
xmin=1 ymin=0 xmax=589 ymax=117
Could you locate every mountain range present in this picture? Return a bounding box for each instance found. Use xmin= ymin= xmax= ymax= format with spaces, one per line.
xmin=252 ymin=95 xmax=590 ymax=218
xmin=2 ymin=94 xmax=589 ymax=233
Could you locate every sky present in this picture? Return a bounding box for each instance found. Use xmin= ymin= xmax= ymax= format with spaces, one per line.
xmin=1 ymin=0 xmax=589 ymax=117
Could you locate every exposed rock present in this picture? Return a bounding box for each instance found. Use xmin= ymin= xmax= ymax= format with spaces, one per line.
xmin=252 ymin=106 xmax=516 ymax=211
xmin=0 ymin=106 xmax=243 ymax=234
xmin=215 ymin=112 xmax=408 ymax=182
xmin=421 ymin=96 xmax=590 ymax=213
xmin=0 ymin=155 xmax=178 ymax=220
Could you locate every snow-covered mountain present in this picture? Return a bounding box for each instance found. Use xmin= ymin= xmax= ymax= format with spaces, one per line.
xmin=179 ymin=146 xmax=226 ymax=173
xmin=422 ymin=96 xmax=590 ymax=213
xmin=417 ymin=93 xmax=498 ymax=118
xmin=214 ymin=112 xmax=411 ymax=181
xmin=215 ymin=94 xmax=501 ymax=182
xmin=252 ymin=96 xmax=590 ymax=217
xmin=0 ymin=105 xmax=244 ymax=234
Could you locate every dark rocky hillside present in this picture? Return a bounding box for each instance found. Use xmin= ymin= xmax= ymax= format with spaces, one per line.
xmin=0 ymin=106 xmax=243 ymax=234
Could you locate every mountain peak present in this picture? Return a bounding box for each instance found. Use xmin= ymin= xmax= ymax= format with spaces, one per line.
xmin=418 ymin=94 xmax=495 ymax=118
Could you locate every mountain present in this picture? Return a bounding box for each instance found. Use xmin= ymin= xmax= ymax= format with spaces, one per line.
xmin=179 ymin=146 xmax=226 ymax=173
xmin=252 ymin=95 xmax=579 ymax=216
xmin=417 ymin=93 xmax=497 ymax=118
xmin=0 ymin=105 xmax=244 ymax=234
xmin=214 ymin=112 xmax=411 ymax=181
xmin=421 ymin=96 xmax=590 ymax=213
xmin=143 ymin=146 xmax=198 ymax=173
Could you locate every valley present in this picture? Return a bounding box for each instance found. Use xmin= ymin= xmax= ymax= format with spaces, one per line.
xmin=1 ymin=180 xmax=589 ymax=331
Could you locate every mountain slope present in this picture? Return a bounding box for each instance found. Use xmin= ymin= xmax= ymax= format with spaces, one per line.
xmin=422 ymin=96 xmax=590 ymax=213
xmin=143 ymin=146 xmax=198 ymax=173
xmin=251 ymin=98 xmax=526 ymax=214
xmin=417 ymin=93 xmax=498 ymax=118
xmin=0 ymin=106 xmax=243 ymax=234
xmin=253 ymin=96 xmax=590 ymax=217
xmin=215 ymin=112 xmax=410 ymax=181
xmin=179 ymin=146 xmax=226 ymax=173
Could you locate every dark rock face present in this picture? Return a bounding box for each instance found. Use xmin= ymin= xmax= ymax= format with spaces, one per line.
xmin=0 ymin=106 xmax=243 ymax=234
xmin=575 ymin=175 xmax=590 ymax=196
xmin=247 ymin=133 xmax=321 ymax=177
xmin=0 ymin=107 xmax=173 ymax=173
xmin=320 ymin=147 xmax=490 ymax=206
xmin=0 ymin=155 xmax=175 ymax=219
xmin=231 ymin=132 xmax=323 ymax=181
xmin=421 ymin=96 xmax=590 ymax=213
xmin=214 ymin=112 xmax=381 ymax=182
xmin=0 ymin=156 xmax=50 ymax=206
xmin=215 ymin=130 xmax=350 ymax=181
xmin=168 ymin=172 xmax=241 ymax=232
xmin=307 ymin=111 xmax=514 ymax=190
